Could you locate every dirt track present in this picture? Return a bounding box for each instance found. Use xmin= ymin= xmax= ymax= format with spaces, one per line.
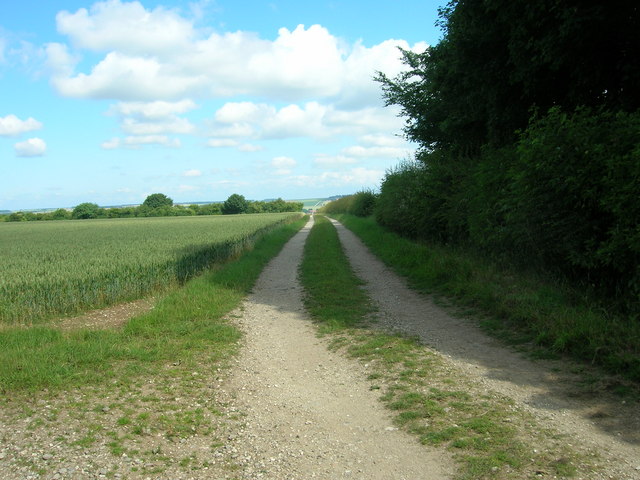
xmin=223 ymin=216 xmax=454 ymax=479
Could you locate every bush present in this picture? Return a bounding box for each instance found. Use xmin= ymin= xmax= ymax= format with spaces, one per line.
xmin=321 ymin=191 xmax=378 ymax=217
xmin=506 ymin=107 xmax=640 ymax=305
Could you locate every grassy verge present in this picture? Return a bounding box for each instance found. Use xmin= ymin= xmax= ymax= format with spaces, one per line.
xmin=331 ymin=214 xmax=640 ymax=385
xmin=301 ymin=215 xmax=595 ymax=480
xmin=0 ymin=215 xmax=307 ymax=393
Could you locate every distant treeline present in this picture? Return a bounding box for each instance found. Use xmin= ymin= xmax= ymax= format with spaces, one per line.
xmin=2 ymin=193 xmax=303 ymax=222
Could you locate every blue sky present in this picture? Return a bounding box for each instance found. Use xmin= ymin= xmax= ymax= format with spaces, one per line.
xmin=1 ymin=0 xmax=444 ymax=210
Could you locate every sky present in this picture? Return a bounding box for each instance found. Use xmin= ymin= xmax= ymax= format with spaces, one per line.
xmin=0 ymin=0 xmax=445 ymax=210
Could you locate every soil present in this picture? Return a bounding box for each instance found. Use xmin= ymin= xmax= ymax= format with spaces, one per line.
xmin=1 ymin=216 xmax=639 ymax=479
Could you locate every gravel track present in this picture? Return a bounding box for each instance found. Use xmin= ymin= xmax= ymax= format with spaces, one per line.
xmin=328 ymin=218 xmax=640 ymax=480
xmin=223 ymin=216 xmax=454 ymax=479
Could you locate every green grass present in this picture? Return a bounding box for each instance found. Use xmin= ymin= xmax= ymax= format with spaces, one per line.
xmin=331 ymin=214 xmax=640 ymax=383
xmin=0 ymin=216 xmax=307 ymax=393
xmin=0 ymin=213 xmax=300 ymax=324
xmin=300 ymin=215 xmax=372 ymax=333
xmin=300 ymin=215 xmax=591 ymax=480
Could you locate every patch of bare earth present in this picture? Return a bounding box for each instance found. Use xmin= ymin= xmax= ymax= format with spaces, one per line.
xmin=55 ymin=297 xmax=157 ymax=330
xmin=329 ymin=218 xmax=640 ymax=480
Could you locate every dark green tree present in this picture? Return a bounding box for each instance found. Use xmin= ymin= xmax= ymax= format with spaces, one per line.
xmin=142 ymin=193 xmax=173 ymax=209
xmin=72 ymin=202 xmax=102 ymax=219
xmin=222 ymin=194 xmax=249 ymax=215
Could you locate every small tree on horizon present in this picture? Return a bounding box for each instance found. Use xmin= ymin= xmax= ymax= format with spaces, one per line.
xmin=142 ymin=193 xmax=173 ymax=209
xmin=222 ymin=194 xmax=249 ymax=215
xmin=72 ymin=202 xmax=102 ymax=219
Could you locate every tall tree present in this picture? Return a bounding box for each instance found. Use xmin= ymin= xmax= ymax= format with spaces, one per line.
xmin=142 ymin=193 xmax=173 ymax=209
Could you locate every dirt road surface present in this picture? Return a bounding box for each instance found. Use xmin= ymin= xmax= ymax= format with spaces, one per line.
xmin=328 ymin=218 xmax=640 ymax=480
xmin=224 ymin=216 xmax=455 ymax=479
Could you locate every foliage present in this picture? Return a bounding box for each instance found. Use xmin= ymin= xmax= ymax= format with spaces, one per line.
xmin=374 ymin=1 xmax=640 ymax=312
xmin=142 ymin=193 xmax=174 ymax=209
xmin=0 ymin=213 xmax=301 ymax=324
xmin=221 ymin=194 xmax=249 ymax=215
xmin=2 ymin=198 xmax=302 ymax=222
xmin=72 ymin=202 xmax=103 ymax=219
xmin=376 ymin=0 xmax=640 ymax=154
xmin=320 ymin=190 xmax=378 ymax=218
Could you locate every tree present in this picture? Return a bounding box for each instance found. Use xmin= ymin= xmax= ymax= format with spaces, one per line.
xmin=142 ymin=193 xmax=173 ymax=209
xmin=376 ymin=0 xmax=640 ymax=155
xmin=198 ymin=203 xmax=222 ymax=215
xmin=72 ymin=202 xmax=102 ymax=219
xmin=222 ymin=194 xmax=248 ymax=215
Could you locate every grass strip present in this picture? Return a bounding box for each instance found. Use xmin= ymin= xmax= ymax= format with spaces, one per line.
xmin=301 ymin=215 xmax=594 ymax=480
xmin=0 ymin=215 xmax=307 ymax=393
xmin=331 ymin=214 xmax=640 ymax=385
xmin=300 ymin=215 xmax=372 ymax=333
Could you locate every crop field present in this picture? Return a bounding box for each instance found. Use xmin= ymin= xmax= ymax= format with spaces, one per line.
xmin=0 ymin=213 xmax=301 ymax=324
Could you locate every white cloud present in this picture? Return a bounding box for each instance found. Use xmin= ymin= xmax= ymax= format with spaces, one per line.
xmin=107 ymin=99 xmax=196 ymax=136
xmin=45 ymin=43 xmax=78 ymax=77
xmin=209 ymin=101 xmax=404 ymax=142
xmin=270 ymin=156 xmax=296 ymax=175
xmin=282 ymin=167 xmax=384 ymax=188
xmin=48 ymin=2 xmax=425 ymax=104
xmin=120 ymin=116 xmax=194 ymax=135
xmin=51 ymin=51 xmax=202 ymax=100
xmin=342 ymin=145 xmax=409 ymax=159
xmin=183 ymin=169 xmax=202 ymax=177
xmin=15 ymin=137 xmax=47 ymax=157
xmin=111 ymin=99 xmax=196 ymax=119
xmin=206 ymin=138 xmax=263 ymax=152
xmin=101 ymin=135 xmax=181 ymax=149
xmin=56 ymin=0 xmax=195 ymax=55
xmin=0 ymin=114 xmax=43 ymax=136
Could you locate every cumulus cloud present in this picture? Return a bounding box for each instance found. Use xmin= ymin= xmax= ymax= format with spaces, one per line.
xmin=107 ymin=99 xmax=196 ymax=135
xmin=47 ymin=1 xmax=425 ymax=104
xmin=342 ymin=144 xmax=409 ymax=159
xmin=56 ymin=0 xmax=195 ymax=55
xmin=15 ymin=137 xmax=47 ymax=157
xmin=209 ymin=101 xmax=404 ymax=143
xmin=183 ymin=169 xmax=202 ymax=177
xmin=0 ymin=114 xmax=43 ymax=136
xmin=110 ymin=99 xmax=196 ymax=119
